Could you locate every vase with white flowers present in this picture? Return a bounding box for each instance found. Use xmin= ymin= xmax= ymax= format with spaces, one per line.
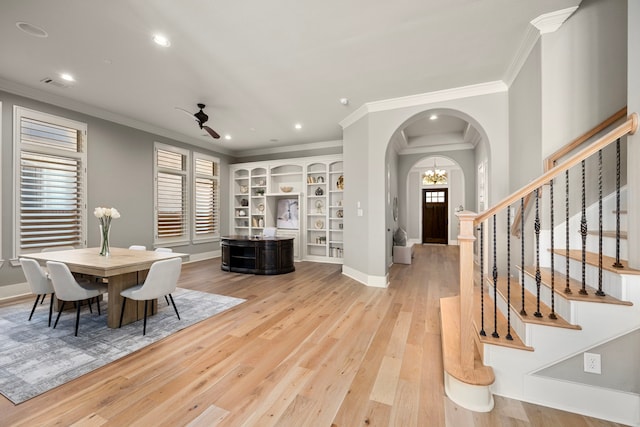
xmin=94 ymin=207 xmax=120 ymax=256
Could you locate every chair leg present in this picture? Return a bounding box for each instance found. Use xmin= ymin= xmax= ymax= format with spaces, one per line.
xmin=53 ymin=301 xmax=65 ymax=329
xmin=164 ymin=295 xmax=170 ymax=306
xmin=40 ymin=294 xmax=46 ymax=305
xmin=29 ymin=295 xmax=41 ymax=321
xmin=88 ymin=298 xmax=93 ymax=314
xmin=143 ymin=300 xmax=148 ymax=336
xmin=48 ymin=294 xmax=54 ymax=327
xmin=96 ymin=296 xmax=101 ymax=316
xmin=75 ymin=301 xmax=81 ymax=336
xmin=119 ymin=297 xmax=127 ymax=328
xmin=168 ymin=294 xmax=180 ymax=320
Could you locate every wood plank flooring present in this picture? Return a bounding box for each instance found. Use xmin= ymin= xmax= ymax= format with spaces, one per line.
xmin=0 ymin=245 xmax=626 ymax=426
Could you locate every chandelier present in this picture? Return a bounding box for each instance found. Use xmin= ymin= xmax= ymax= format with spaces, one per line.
xmin=423 ymin=160 xmax=447 ymax=185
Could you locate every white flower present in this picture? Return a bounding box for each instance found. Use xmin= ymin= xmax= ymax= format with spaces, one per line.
xmin=94 ymin=206 xmax=121 ymax=220
xmin=111 ymin=208 xmax=121 ymax=219
xmin=94 ymin=207 xmax=104 ymax=218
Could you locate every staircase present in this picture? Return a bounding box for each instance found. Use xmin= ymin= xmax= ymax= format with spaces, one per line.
xmin=441 ymin=111 xmax=640 ymax=426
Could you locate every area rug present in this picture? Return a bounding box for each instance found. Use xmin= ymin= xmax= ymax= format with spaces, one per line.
xmin=0 ymin=288 xmax=245 ymax=404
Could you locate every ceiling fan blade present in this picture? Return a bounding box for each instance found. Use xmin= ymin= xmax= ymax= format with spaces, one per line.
xmin=175 ymin=106 xmax=197 ymax=120
xmin=203 ymin=125 xmax=220 ymax=139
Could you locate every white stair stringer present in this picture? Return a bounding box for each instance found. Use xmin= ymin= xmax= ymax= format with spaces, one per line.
xmin=482 ymin=274 xmax=640 ymax=426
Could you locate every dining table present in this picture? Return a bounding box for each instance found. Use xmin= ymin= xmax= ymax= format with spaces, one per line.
xmin=22 ymin=247 xmax=189 ymax=328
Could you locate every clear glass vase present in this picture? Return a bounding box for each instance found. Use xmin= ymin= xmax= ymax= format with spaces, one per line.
xmin=99 ymin=223 xmax=110 ymax=256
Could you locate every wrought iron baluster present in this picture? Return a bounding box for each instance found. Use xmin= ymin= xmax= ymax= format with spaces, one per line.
xmin=565 ymin=170 xmax=572 ymax=294
xmin=492 ymin=214 xmax=499 ymax=338
xmin=613 ymin=138 xmax=623 ymax=269
xmin=479 ymin=222 xmax=486 ymax=336
xmin=580 ymin=160 xmax=588 ymax=295
xmin=520 ymin=196 xmax=527 ymax=315
xmin=506 ymin=206 xmax=513 ymax=340
xmin=534 ymin=188 xmax=543 ymax=317
xmin=597 ymin=150 xmax=605 ymax=296
xmin=549 ymin=179 xmax=557 ymax=319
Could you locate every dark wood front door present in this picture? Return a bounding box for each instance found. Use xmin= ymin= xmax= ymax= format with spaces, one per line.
xmin=422 ymin=189 xmax=448 ymax=244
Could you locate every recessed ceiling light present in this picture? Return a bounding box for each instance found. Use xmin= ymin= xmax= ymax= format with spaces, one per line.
xmin=153 ymin=34 xmax=170 ymax=47
xmin=16 ymin=22 xmax=48 ymax=38
xmin=339 ymin=98 xmax=349 ymax=106
xmin=60 ymin=73 xmax=75 ymax=82
xmin=224 ymin=134 xmax=232 ymax=140
xmin=294 ymin=123 xmax=302 ymax=130
xmin=430 ymin=114 xmax=438 ymax=120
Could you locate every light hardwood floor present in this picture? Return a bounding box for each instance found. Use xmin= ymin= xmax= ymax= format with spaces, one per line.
xmin=0 ymin=245 xmax=626 ymax=426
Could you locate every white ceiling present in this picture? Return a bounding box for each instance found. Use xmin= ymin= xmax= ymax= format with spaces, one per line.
xmin=0 ymin=0 xmax=581 ymax=156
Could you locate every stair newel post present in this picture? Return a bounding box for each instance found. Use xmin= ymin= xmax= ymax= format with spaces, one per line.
xmin=613 ymin=138 xmax=623 ymax=269
xmin=549 ymin=179 xmax=557 ymax=319
xmin=492 ymin=214 xmax=499 ymax=338
xmin=596 ymin=150 xmax=606 ymax=296
xmin=520 ymin=196 xmax=527 ymax=315
xmin=506 ymin=206 xmax=513 ymax=340
xmin=479 ymin=222 xmax=486 ymax=336
xmin=534 ymin=188 xmax=543 ymax=318
xmin=456 ymin=211 xmax=477 ymax=371
xmin=580 ymin=160 xmax=589 ymax=295
xmin=565 ymin=170 xmax=572 ymax=294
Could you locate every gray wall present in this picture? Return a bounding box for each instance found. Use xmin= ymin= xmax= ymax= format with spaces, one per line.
xmin=509 ymin=39 xmax=542 ymax=192
xmin=627 ymin=0 xmax=640 ymax=269
xmin=0 ymin=90 xmax=231 ymax=289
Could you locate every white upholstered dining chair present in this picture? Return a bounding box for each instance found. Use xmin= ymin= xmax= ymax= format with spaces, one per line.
xmin=119 ymin=257 xmax=182 ymax=336
xmin=128 ymin=245 xmax=147 ymax=251
xmin=20 ymin=258 xmax=55 ymax=327
xmin=47 ymin=261 xmax=108 ymax=336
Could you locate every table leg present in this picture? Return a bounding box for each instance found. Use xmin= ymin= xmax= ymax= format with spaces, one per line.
xmin=107 ymin=270 xmax=157 ymax=328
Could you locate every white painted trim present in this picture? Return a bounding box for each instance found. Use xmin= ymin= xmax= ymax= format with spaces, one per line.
xmin=0 ymin=281 xmax=30 ymax=301
xmin=530 ymin=7 xmax=579 ymax=35
xmin=503 ymin=24 xmax=541 ymax=87
xmin=444 ymin=371 xmax=495 ymax=412
xmin=0 ymin=77 xmax=235 ymax=156
xmin=234 ymin=139 xmax=343 ymax=158
xmin=340 ymin=81 xmax=507 ymax=129
xmin=342 ymin=265 xmax=388 ymax=288
xmin=399 ymin=142 xmax=475 ymax=155
xmin=185 ymin=250 xmax=221 ymax=263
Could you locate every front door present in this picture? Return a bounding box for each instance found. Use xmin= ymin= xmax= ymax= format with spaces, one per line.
xmin=422 ymin=189 xmax=448 ymax=244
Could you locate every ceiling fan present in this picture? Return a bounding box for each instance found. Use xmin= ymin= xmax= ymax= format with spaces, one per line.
xmin=176 ymin=103 xmax=220 ymax=139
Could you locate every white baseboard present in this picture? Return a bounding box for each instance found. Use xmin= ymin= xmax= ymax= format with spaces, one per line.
xmin=342 ymin=265 xmax=388 ymax=288
xmin=185 ymin=250 xmax=220 ymax=263
xmin=0 ymin=281 xmax=30 ymax=301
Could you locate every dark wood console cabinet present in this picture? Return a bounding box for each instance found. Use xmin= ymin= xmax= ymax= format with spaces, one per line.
xmin=221 ymin=236 xmax=295 ymax=275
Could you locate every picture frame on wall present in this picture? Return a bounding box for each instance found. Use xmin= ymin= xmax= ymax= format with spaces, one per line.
xmin=277 ymin=199 xmax=299 ymax=229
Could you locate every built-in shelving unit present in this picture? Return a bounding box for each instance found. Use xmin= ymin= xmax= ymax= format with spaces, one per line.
xmin=229 ymin=155 xmax=343 ymax=264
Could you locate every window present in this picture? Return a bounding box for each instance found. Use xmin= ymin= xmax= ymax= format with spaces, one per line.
xmin=14 ymin=107 xmax=87 ymax=255
xmin=425 ymin=191 xmax=446 ymax=203
xmin=193 ymin=153 xmax=220 ymax=242
xmin=154 ymin=143 xmax=189 ymax=245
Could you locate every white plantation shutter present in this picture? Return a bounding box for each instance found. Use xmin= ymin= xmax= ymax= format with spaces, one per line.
xmin=15 ymin=107 xmax=87 ymax=253
xmin=193 ymin=154 xmax=219 ymax=241
xmin=155 ymin=144 xmax=189 ymax=244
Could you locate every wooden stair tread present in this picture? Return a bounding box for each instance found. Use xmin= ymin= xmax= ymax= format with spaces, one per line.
xmin=612 ymin=210 xmax=627 ymax=214
xmin=520 ymin=266 xmax=633 ymax=306
xmin=586 ymin=230 xmax=627 ymax=239
xmin=551 ymin=249 xmax=640 ymax=275
xmin=472 ymin=289 xmax=532 ymax=352
xmin=485 ymin=276 xmax=580 ymax=330
xmin=440 ymin=296 xmax=495 ymax=386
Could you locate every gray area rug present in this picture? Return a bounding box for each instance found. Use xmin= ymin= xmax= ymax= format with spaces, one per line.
xmin=0 ymin=288 xmax=245 ymax=404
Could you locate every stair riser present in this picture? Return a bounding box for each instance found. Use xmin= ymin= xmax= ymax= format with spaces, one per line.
xmin=537 ymin=233 xmax=627 ymax=269
xmin=520 ymin=273 xmax=574 ymax=321
xmin=553 ymin=254 xmax=626 ymax=300
xmin=485 ymin=282 xmax=529 ymax=345
xmin=585 ymin=236 xmax=627 ymax=260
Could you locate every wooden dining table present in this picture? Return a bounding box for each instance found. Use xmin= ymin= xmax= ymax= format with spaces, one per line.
xmin=22 ymin=247 xmax=188 ymax=328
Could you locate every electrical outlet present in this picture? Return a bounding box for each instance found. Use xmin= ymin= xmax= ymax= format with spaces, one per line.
xmin=584 ymin=352 xmax=601 ymax=374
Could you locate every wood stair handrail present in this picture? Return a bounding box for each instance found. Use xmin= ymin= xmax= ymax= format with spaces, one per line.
xmin=476 ymin=112 xmax=637 ymax=225
xmin=511 ymin=107 xmax=628 ymax=237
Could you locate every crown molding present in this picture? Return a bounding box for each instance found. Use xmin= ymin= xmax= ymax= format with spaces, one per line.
xmin=531 ymin=6 xmax=579 ymax=35
xmin=0 ymin=77 xmax=235 ymax=156
xmin=399 ymin=142 xmax=475 ymax=156
xmin=503 ymin=23 xmax=542 ymax=87
xmin=340 ymin=81 xmax=507 ymax=130
xmin=233 ymin=139 xmax=343 ymax=158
